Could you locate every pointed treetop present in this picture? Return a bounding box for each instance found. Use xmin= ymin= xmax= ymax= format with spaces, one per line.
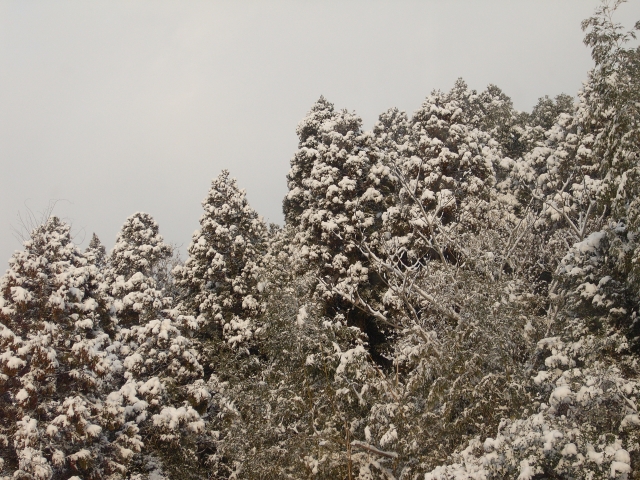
xmin=200 ymin=169 xmax=259 ymax=226
xmin=174 ymin=169 xmax=267 ymax=336
xmin=295 ymin=96 xmax=336 ymax=146
xmin=449 ymin=77 xmax=470 ymax=99
xmin=15 ymin=216 xmax=77 ymax=264
xmin=85 ymin=232 xmax=107 ymax=267
xmin=1 ymin=215 xmax=116 ymax=337
xmin=88 ymin=232 xmax=103 ymax=249
xmin=110 ymin=212 xmax=171 ymax=278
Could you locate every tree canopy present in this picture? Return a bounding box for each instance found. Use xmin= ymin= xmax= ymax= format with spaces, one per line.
xmin=1 ymin=2 xmax=640 ymax=478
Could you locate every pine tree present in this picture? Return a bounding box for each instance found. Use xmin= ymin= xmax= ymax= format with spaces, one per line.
xmin=283 ymin=98 xmax=399 ymax=366
xmin=202 ymin=225 xmax=377 ymax=479
xmin=3 ymin=3 xmax=639 ymax=478
xmin=294 ymin=106 xmax=371 ymax=273
xmin=390 ymin=80 xmax=501 ymax=266
xmin=164 ymin=171 xmax=270 ymax=477
xmin=113 ymin=286 xmax=205 ymax=476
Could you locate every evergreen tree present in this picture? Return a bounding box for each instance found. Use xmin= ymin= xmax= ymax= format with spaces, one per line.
xmin=165 ymin=172 xmax=271 ymax=477
xmin=389 ymin=80 xmax=501 ymax=266
xmin=0 ymin=218 xmax=139 ymax=479
xmin=105 ymin=212 xmax=172 ymax=329
xmin=3 ymin=2 xmax=639 ymax=478
xmin=85 ymin=233 xmax=107 ymax=269
xmin=284 ymin=98 xmax=400 ymax=366
xmin=105 ymin=213 xmax=205 ymax=478
xmin=173 ymin=170 xmax=268 ymax=348
xmin=528 ymin=93 xmax=576 ymax=132
xmin=283 ymin=96 xmax=338 ymax=227
xmin=201 ymin=225 xmax=377 ymax=479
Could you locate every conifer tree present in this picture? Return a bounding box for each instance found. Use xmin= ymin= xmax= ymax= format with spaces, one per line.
xmin=283 ymin=98 xmax=400 ymax=365
xmin=162 ymin=172 xmax=270 ymax=477
xmin=105 ymin=212 xmax=172 ymax=328
xmin=0 ymin=217 xmax=139 ymax=479
xmin=383 ymin=80 xmax=502 ymax=268
xmin=296 ymin=108 xmax=372 ymax=271
xmin=283 ymin=96 xmax=338 ymax=227
xmin=105 ymin=213 xmax=205 ymax=478
xmin=201 ymin=225 xmax=378 ymax=479
xmin=174 ymin=170 xmax=268 ymax=348
xmin=85 ymin=233 xmax=107 ymax=269
xmin=529 ymin=93 xmax=576 ymax=132
xmin=3 ymin=3 xmax=639 ymax=478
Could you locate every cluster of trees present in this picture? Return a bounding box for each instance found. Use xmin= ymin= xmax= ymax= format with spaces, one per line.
xmin=1 ymin=2 xmax=640 ymax=478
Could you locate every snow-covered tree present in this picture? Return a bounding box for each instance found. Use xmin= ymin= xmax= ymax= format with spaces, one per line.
xmin=85 ymin=233 xmax=107 ymax=269
xmin=284 ymin=98 xmax=403 ymax=367
xmin=529 ymin=93 xmax=576 ymax=132
xmin=283 ymin=96 xmax=338 ymax=227
xmin=108 ymin=212 xmax=172 ymax=280
xmin=174 ymin=170 xmax=268 ymax=348
xmin=0 ymin=217 xmax=139 ymax=479
xmin=580 ymin=1 xmax=640 ymax=235
xmin=104 ymin=213 xmax=206 ymax=478
xmin=285 ymin=98 xmax=377 ymax=267
xmin=194 ymin=225 xmax=379 ymax=479
xmin=4 ymin=3 xmax=639 ymax=478
xmin=105 ymin=212 xmax=172 ymax=329
xmin=421 ymin=5 xmax=640 ymax=478
xmin=423 ymin=228 xmax=640 ymax=480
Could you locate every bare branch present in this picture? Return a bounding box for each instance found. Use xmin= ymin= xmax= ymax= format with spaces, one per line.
xmin=351 ymin=441 xmax=398 ymax=459
xmin=390 ymin=160 xmax=448 ymax=265
xmin=362 ymin=243 xmax=462 ymax=323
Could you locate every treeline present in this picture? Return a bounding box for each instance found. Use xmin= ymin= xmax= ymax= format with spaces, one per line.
xmin=1 ymin=3 xmax=640 ymax=479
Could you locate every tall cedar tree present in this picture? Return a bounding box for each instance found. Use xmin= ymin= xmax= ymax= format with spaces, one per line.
xmin=0 ymin=218 xmax=140 ymax=479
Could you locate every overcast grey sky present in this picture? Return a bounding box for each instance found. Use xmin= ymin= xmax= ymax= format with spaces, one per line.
xmin=1 ymin=1 xmax=639 ymax=266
